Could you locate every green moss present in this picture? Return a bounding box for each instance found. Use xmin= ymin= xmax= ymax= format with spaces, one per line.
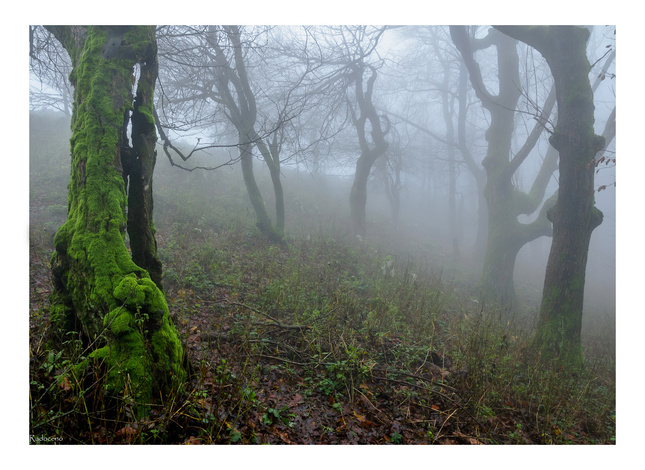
xmin=113 ymin=274 xmax=147 ymax=308
xmin=49 ymin=26 xmax=185 ymax=416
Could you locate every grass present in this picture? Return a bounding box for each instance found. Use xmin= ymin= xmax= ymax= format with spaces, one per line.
xmin=28 ymin=126 xmax=615 ymax=444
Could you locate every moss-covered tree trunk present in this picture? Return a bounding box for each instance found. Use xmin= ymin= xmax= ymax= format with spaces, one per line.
xmin=495 ymin=26 xmax=605 ymax=366
xmin=46 ymin=26 xmax=185 ymax=414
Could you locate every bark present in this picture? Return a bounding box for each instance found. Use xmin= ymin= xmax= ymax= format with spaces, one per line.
xmin=126 ymin=38 xmax=163 ymax=288
xmin=46 ymin=26 xmax=185 ymax=414
xmin=495 ymin=26 xmax=605 ymax=366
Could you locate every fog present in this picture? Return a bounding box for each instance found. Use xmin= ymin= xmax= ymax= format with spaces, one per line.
xmin=29 ymin=24 xmax=616 ymax=326
xmin=25 ymin=23 xmax=623 ymax=449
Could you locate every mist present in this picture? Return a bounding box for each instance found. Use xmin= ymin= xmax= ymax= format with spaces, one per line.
xmin=28 ymin=25 xmax=616 ymax=447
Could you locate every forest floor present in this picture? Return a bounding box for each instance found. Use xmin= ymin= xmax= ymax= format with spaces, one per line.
xmin=28 ymin=169 xmax=616 ymax=445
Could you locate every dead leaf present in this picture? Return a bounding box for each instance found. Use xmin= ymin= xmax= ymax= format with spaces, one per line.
xmin=274 ymin=428 xmax=292 ymax=444
xmin=60 ymin=376 xmax=71 ymax=391
xmin=184 ymin=436 xmax=202 ymax=445
xmin=116 ymin=426 xmax=138 ymax=438
xmin=289 ymin=393 xmax=303 ymax=408
xmin=353 ymin=410 xmax=377 ymax=428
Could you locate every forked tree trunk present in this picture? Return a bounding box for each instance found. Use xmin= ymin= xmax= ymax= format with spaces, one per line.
xmin=239 ymin=139 xmax=283 ymax=243
xmin=451 ymin=27 xmax=557 ymax=311
xmin=348 ymin=64 xmax=390 ymax=237
xmin=256 ymin=136 xmax=286 ymax=240
xmin=46 ymin=26 xmax=185 ymax=414
xmin=495 ymin=26 xmax=605 ymax=366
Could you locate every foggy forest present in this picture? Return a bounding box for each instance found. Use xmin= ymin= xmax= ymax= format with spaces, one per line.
xmin=28 ymin=25 xmax=617 ymax=447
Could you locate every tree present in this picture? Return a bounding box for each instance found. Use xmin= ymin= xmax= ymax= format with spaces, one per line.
xmin=450 ymin=26 xmax=558 ymax=310
xmin=155 ymin=25 xmax=315 ymax=243
xmin=348 ymin=60 xmax=391 ymax=236
xmin=300 ymin=26 xmax=391 ymax=237
xmin=45 ymin=26 xmax=185 ymax=414
xmin=29 ymin=26 xmax=74 ymax=116
xmin=208 ymin=25 xmax=286 ymax=242
xmin=494 ymin=26 xmax=606 ymax=366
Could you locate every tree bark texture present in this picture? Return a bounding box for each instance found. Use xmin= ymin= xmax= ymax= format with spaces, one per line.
xmin=495 ymin=26 xmax=605 ymax=366
xmin=46 ymin=26 xmax=185 ymax=413
xmin=126 ymin=46 xmax=164 ymax=289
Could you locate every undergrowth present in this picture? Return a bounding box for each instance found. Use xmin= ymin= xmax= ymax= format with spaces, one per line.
xmin=29 ymin=128 xmax=615 ymax=444
xmin=29 ymin=212 xmax=616 ymax=444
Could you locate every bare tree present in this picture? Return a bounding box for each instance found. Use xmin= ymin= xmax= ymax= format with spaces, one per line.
xmin=29 ymin=26 xmax=73 ymax=115
xmin=298 ymin=26 xmax=392 ymax=237
xmin=450 ymin=26 xmax=558 ymax=311
xmin=495 ymin=25 xmax=610 ymax=366
xmin=155 ymin=25 xmax=315 ymax=243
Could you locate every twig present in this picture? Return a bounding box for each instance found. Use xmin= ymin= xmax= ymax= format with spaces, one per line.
xmin=229 ymin=301 xmax=312 ymax=331
xmin=228 ymin=301 xmax=280 ymax=324
xmin=252 ymin=321 xmax=312 ymax=331
xmin=256 ymin=354 xmax=316 ymax=367
xmin=371 ymin=375 xmax=457 ymax=404
xmin=372 ymin=367 xmax=457 ymax=391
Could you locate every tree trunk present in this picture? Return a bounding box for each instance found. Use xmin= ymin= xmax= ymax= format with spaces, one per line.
xmin=349 ymin=153 xmax=376 ymax=237
xmin=47 ymin=26 xmax=185 ymax=414
xmin=348 ymin=64 xmax=389 ymax=237
xmin=256 ymin=137 xmax=286 ymax=239
xmin=126 ymin=43 xmax=163 ymax=289
xmin=239 ymin=141 xmax=274 ymax=235
xmin=495 ymin=26 xmax=605 ymax=366
xmin=451 ymin=27 xmax=557 ymax=310
xmin=452 ymin=27 xmax=521 ymax=308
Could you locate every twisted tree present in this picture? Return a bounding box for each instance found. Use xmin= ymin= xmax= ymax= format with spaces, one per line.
xmin=450 ymin=26 xmax=558 ymax=310
xmin=495 ymin=26 xmax=606 ymax=366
